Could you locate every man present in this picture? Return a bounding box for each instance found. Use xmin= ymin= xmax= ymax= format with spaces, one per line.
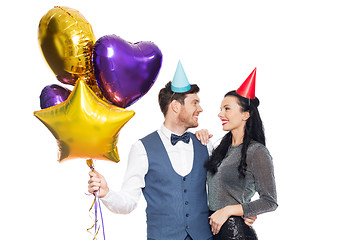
xmin=88 ymin=61 xmax=255 ymax=239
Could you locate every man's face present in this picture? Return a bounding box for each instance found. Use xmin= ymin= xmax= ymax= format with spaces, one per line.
xmin=178 ymin=93 xmax=203 ymax=129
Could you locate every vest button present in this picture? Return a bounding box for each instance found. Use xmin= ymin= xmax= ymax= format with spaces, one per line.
xmin=186 ymin=213 xmax=190 ymax=217
xmin=186 ymin=225 xmax=190 ymax=229
xmin=184 ymin=189 xmax=187 ymax=193
xmin=185 ymin=201 xmax=189 ymax=205
xmin=183 ymin=177 xmax=186 ymax=181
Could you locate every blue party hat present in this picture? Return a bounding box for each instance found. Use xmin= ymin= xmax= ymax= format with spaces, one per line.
xmin=171 ymin=61 xmax=191 ymax=93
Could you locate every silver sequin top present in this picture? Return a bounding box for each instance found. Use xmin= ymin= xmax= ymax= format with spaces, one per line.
xmin=207 ymin=142 xmax=278 ymax=217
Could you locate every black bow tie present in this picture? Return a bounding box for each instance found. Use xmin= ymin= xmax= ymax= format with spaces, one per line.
xmin=171 ymin=132 xmax=190 ymax=145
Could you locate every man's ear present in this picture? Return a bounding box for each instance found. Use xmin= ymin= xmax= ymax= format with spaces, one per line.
xmin=170 ymin=100 xmax=181 ymax=113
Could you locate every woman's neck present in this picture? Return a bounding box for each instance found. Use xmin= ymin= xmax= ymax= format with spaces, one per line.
xmin=231 ymin=128 xmax=245 ymax=146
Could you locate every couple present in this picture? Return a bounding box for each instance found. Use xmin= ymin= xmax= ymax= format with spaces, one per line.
xmin=88 ymin=62 xmax=277 ymax=239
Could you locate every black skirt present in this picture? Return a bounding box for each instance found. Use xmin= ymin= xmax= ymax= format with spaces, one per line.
xmin=209 ymin=211 xmax=258 ymax=240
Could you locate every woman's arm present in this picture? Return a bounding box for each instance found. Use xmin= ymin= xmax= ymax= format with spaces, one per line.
xmin=209 ymin=204 xmax=257 ymax=235
xmin=208 ymin=204 xmax=243 ymax=234
xmin=242 ymin=144 xmax=278 ymax=217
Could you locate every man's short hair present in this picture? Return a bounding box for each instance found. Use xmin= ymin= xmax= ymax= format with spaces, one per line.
xmin=158 ymin=81 xmax=200 ymax=117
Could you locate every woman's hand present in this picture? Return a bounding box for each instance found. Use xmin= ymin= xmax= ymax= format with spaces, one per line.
xmin=195 ymin=129 xmax=213 ymax=145
xmin=244 ymin=215 xmax=257 ymax=226
xmin=209 ymin=207 xmax=231 ymax=235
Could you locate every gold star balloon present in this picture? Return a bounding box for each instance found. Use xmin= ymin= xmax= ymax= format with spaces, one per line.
xmin=34 ymin=80 xmax=135 ymax=162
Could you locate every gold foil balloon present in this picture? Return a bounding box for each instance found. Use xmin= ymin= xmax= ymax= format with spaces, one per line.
xmin=38 ymin=6 xmax=102 ymax=97
xmin=34 ymin=80 xmax=135 ymax=162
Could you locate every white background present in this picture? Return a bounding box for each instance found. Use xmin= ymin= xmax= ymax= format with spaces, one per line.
xmin=1 ymin=0 xmax=361 ymax=239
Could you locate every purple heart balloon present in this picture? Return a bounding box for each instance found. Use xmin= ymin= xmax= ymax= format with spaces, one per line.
xmin=40 ymin=84 xmax=72 ymax=109
xmin=93 ymin=35 xmax=163 ymax=108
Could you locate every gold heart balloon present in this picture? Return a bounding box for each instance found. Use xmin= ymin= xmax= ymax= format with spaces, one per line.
xmin=38 ymin=6 xmax=102 ymax=97
xmin=34 ymin=80 xmax=135 ymax=162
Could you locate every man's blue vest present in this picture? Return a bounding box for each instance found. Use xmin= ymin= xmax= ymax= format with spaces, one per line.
xmin=141 ymin=131 xmax=212 ymax=240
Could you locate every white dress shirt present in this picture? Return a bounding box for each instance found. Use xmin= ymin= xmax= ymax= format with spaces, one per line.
xmin=101 ymin=124 xmax=213 ymax=214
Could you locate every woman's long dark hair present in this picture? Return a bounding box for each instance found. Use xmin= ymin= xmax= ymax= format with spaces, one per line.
xmin=204 ymin=91 xmax=265 ymax=178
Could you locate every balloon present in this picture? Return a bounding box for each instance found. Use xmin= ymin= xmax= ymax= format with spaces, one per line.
xmin=93 ymin=35 xmax=163 ymax=108
xmin=38 ymin=6 xmax=103 ymax=98
xmin=40 ymin=84 xmax=71 ymax=109
xmin=34 ymin=80 xmax=135 ymax=162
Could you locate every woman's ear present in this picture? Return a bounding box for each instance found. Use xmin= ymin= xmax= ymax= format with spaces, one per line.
xmin=242 ymin=111 xmax=250 ymax=121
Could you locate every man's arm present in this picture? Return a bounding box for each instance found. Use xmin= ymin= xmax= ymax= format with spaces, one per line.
xmin=88 ymin=140 xmax=148 ymax=214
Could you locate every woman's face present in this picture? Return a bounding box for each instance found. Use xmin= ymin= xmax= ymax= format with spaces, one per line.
xmin=218 ymin=95 xmax=250 ymax=132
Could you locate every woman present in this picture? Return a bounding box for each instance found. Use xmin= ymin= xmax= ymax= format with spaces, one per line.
xmin=204 ymin=68 xmax=277 ymax=239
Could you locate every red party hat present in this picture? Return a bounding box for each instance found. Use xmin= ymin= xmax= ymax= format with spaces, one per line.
xmin=236 ymin=67 xmax=256 ymax=99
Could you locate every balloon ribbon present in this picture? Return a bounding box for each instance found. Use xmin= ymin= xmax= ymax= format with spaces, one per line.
xmin=86 ymin=159 xmax=106 ymax=240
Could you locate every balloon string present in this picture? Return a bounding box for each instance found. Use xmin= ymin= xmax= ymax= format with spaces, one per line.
xmin=87 ymin=194 xmax=99 ymax=239
xmin=97 ymin=192 xmax=106 ymax=239
xmin=86 ymin=159 xmax=106 ymax=240
xmin=95 ymin=191 xmax=98 ymax=235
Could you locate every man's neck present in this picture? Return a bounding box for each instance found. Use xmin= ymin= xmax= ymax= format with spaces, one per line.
xmin=164 ymin=119 xmax=188 ymax=136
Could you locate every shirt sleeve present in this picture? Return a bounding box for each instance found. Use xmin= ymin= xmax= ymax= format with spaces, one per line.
xmin=206 ymin=141 xmax=214 ymax=157
xmin=242 ymin=145 xmax=278 ymax=217
xmin=101 ymin=140 xmax=148 ymax=214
